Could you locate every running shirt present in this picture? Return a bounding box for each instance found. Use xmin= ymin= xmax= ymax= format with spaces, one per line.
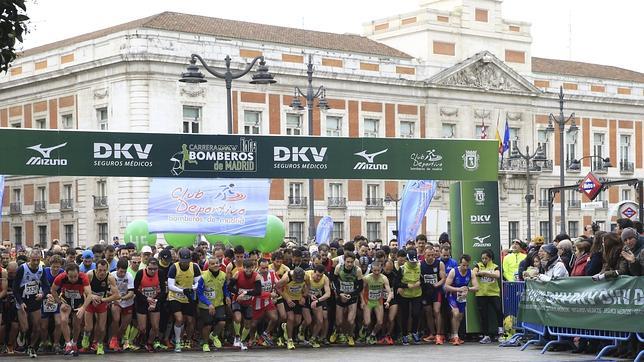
xmin=88 ymin=271 xmax=110 ymax=299
xmin=306 ymin=270 xmax=328 ymax=298
xmin=14 ymin=263 xmax=47 ymax=305
xmin=399 ymin=262 xmax=422 ymax=299
xmin=167 ymin=262 xmax=201 ymax=303
xmin=335 ymin=265 xmax=359 ymax=295
xmin=362 ymin=273 xmax=385 ymax=302
xmin=450 ymin=268 xmax=472 ymax=303
xmin=420 ymin=259 xmax=441 ymax=297
xmin=53 ymin=272 xmax=90 ymax=306
xmin=269 ymin=263 xmax=290 ymax=278
xmin=110 ymin=271 xmax=135 ymax=308
xmin=42 ymin=267 xmax=64 ymax=313
xmin=281 ymin=271 xmax=308 ymax=301
xmin=474 ymin=261 xmax=500 ymax=297
xmin=197 ymin=269 xmax=227 ymax=309
xmin=441 ymin=257 xmax=458 ymax=276
xmin=134 ymin=269 xmax=162 ymax=302
xmin=235 ymin=270 xmax=259 ymax=306
xmin=383 ymin=269 xmax=400 ymax=301
xmin=107 ymin=258 xmax=118 ymax=272
xmin=255 ymin=270 xmax=278 ymax=310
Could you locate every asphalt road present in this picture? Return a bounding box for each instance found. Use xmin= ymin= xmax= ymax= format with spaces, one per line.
xmin=4 ymin=344 xmax=621 ymax=361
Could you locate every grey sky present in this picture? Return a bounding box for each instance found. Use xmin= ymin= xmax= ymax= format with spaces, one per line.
xmin=21 ymin=0 xmax=644 ymax=73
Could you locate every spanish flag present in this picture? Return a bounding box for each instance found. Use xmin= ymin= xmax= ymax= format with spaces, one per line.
xmin=495 ymin=124 xmax=503 ymax=154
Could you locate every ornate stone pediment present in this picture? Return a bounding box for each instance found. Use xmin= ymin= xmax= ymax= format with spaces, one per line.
xmin=428 ymin=51 xmax=540 ymax=93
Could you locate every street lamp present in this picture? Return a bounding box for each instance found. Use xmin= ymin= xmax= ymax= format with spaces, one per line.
xmin=510 ymin=144 xmax=547 ymax=242
xmin=179 ymin=54 xmax=276 ymax=134
xmin=384 ymin=193 xmax=402 ymax=238
xmin=567 ymin=156 xmax=612 ymax=171
xmin=290 ymin=55 xmax=330 ymax=241
xmin=545 ymin=86 xmax=578 ymax=234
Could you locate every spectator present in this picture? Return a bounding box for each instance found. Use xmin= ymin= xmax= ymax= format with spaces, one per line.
xmin=592 ymin=232 xmax=628 ymax=280
xmin=522 ymin=253 xmax=541 ymax=281
xmin=570 ymin=238 xmax=591 ymax=276
xmin=585 ymin=232 xmax=604 ymax=276
xmin=553 ymin=233 xmax=570 ymax=245
xmin=537 ymin=244 xmax=569 ymax=281
xmin=556 ymin=239 xmax=574 ymax=273
xmin=615 ymin=218 xmax=634 ymax=236
xmin=502 ymin=240 xmax=526 ymax=281
xmin=472 ymin=250 xmax=503 ymax=343
xmin=517 ymin=248 xmax=539 ymax=281
xmin=620 ymin=227 xmax=642 ymax=276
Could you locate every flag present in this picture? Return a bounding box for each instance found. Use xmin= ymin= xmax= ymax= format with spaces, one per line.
xmin=397 ymin=180 xmax=437 ymax=247
xmin=315 ymin=216 xmax=334 ymax=245
xmin=480 ymin=119 xmax=487 ymax=139
xmin=495 ymin=126 xmax=503 ymax=154
xmin=502 ymin=120 xmax=511 ymax=153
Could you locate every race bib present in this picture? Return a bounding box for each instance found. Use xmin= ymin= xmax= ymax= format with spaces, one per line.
xmin=237 ymin=289 xmax=251 ymax=301
xmin=43 ymin=302 xmax=58 ymax=313
xmin=24 ymin=283 xmax=39 ymax=296
xmin=480 ymin=276 xmax=494 ymax=283
xmin=309 ymin=287 xmax=322 ymax=297
xmin=174 ymin=291 xmax=186 ymax=299
xmin=456 ymin=291 xmax=467 ymax=303
xmin=204 ymin=290 xmax=217 ymax=299
xmin=142 ymin=287 xmax=157 ymax=298
xmin=262 ymin=282 xmax=273 ymax=293
xmin=64 ymin=289 xmax=81 ymax=300
xmin=92 ymin=291 xmax=104 ymax=298
xmin=339 ymin=281 xmax=354 ymax=293
xmin=288 ymin=285 xmax=302 ymax=295
xmin=368 ymin=289 xmax=382 ymax=300
xmin=423 ymin=274 xmax=438 ymax=285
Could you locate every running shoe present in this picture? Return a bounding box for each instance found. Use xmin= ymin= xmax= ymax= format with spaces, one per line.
xmin=233 ymin=336 xmax=241 ymax=347
xmin=96 ymin=343 xmax=104 ymax=355
xmin=287 ymin=339 xmax=295 ymax=350
xmin=310 ymin=338 xmax=320 ymax=348
xmin=347 ymin=335 xmax=355 ymax=346
xmin=174 ymin=340 xmax=182 ymax=353
xmin=109 ymin=336 xmax=120 ymax=351
xmin=297 ymin=325 xmax=305 ymax=342
xmin=366 ymin=335 xmax=377 ymax=345
xmin=402 ymin=335 xmax=409 ymax=346
xmin=329 ymin=330 xmax=337 ymax=344
xmin=479 ymin=335 xmax=491 ymax=344
xmin=209 ymin=333 xmax=222 ymax=349
xmin=435 ymin=335 xmax=445 ymax=345
xmin=153 ymin=340 xmax=166 ymax=350
xmin=240 ymin=341 xmax=248 ymax=351
xmin=81 ymin=335 xmax=90 ymax=350
xmin=64 ymin=344 xmax=73 ymax=355
xmin=144 ymin=344 xmax=154 ymax=353
xmin=337 ymin=334 xmax=347 ymax=344
xmin=422 ymin=334 xmax=436 ymax=342
xmin=385 ymin=335 xmax=395 ymax=345
xmin=276 ymin=337 xmax=285 ymax=347
xmin=202 ymin=343 xmax=210 ymax=352
xmin=412 ymin=332 xmax=421 ymax=344
xmin=261 ymin=332 xmax=274 ymax=347
xmin=377 ymin=336 xmax=388 ymax=345
xmin=72 ymin=345 xmax=79 ymax=357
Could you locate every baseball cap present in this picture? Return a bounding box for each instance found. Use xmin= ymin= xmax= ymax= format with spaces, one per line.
xmin=141 ymin=245 xmax=153 ymax=254
xmin=621 ymin=227 xmax=638 ymax=242
xmin=82 ymin=250 xmax=94 ymax=259
xmin=512 ymin=239 xmax=527 ymax=250
xmin=178 ymin=248 xmax=191 ymax=262
xmin=406 ymin=249 xmax=418 ymax=262
xmin=293 ymin=267 xmax=305 ymax=283
xmin=125 ymin=242 xmax=136 ymax=250
xmin=158 ymin=248 xmax=172 ymax=262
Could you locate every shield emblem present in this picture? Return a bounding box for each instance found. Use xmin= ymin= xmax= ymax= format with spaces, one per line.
xmin=462 ymin=150 xmax=480 ymax=171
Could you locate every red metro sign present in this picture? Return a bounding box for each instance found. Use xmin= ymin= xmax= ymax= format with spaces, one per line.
xmin=579 ymin=172 xmax=603 ymax=201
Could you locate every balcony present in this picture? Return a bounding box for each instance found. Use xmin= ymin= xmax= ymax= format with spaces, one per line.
xmin=93 ymin=196 xmax=108 ymax=209
xmin=566 ymin=159 xmax=580 ymax=173
xmin=34 ymin=201 xmax=47 ymax=213
xmin=366 ymin=198 xmax=384 ymax=209
xmin=620 ymin=161 xmax=634 ymax=174
xmin=500 ymin=158 xmax=552 ymax=174
xmin=567 ymin=199 xmax=581 ymax=209
xmin=9 ymin=202 xmax=21 ymax=214
xmin=591 ymin=161 xmax=608 ymax=174
xmin=61 ymin=199 xmax=74 ymax=211
xmin=288 ymin=196 xmax=307 ymax=208
xmin=538 ymin=199 xmax=549 ymax=208
xmin=327 ymin=197 xmax=347 ymax=209
xmin=598 ymin=200 xmax=609 ymax=209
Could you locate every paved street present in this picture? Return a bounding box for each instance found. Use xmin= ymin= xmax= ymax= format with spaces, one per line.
xmin=4 ymin=344 xmax=624 ymax=361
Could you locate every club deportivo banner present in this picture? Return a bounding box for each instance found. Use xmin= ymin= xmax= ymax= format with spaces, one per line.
xmin=450 ymin=181 xmax=501 ymax=333
xmin=397 ymin=180 xmax=437 ymax=245
xmin=0 ymin=129 xmax=498 ymax=181
xmin=148 ymin=178 xmax=270 ymax=235
xmin=519 ymin=276 xmax=644 ymax=333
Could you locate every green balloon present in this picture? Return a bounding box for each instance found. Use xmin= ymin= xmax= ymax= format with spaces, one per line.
xmin=257 ymin=215 xmax=285 ymax=253
xmin=164 ymin=233 xmax=197 ymax=248
xmin=124 ymin=220 xmax=157 ymax=251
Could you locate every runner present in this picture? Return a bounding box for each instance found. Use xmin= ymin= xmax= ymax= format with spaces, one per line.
xmin=268 ymin=251 xmax=290 ymax=346
xmin=78 ymin=250 xmax=95 ymax=273
xmin=226 ymin=245 xmax=245 ymax=279
xmin=229 ymin=259 xmax=263 ymax=350
xmin=420 ymin=247 xmax=446 ymax=344
xmin=381 ymin=259 xmax=399 ymax=345
xmin=82 ymin=259 xmax=120 ymax=355
xmin=253 ymin=258 xmax=279 ymax=347
xmin=0 ymin=262 xmax=9 ymax=351
xmin=303 ymin=264 xmax=330 ymax=348
xmin=360 ymin=261 xmax=392 ymax=345
xmin=167 ymin=248 xmax=201 ymax=352
xmin=109 ymin=258 xmax=135 ymax=351
xmin=40 ymin=254 xmax=64 ymax=354
xmin=50 ymin=263 xmax=92 ymax=356
xmin=445 ymin=254 xmax=480 ymax=345
xmin=277 ymin=266 xmax=309 ymax=350
xmin=332 ymin=251 xmax=363 ymax=347
xmin=13 ymin=250 xmax=49 ymax=358
xmin=397 ymin=249 xmax=422 ymax=345
xmin=134 ymin=257 xmax=166 ymax=351
xmin=196 ymin=256 xmax=229 ymax=352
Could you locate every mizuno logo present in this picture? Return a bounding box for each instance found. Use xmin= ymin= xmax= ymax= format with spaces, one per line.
xmin=354 ymin=149 xmax=388 ymax=163
xmin=353 ymin=149 xmax=389 ymax=170
xmin=473 ymin=235 xmax=491 ymax=243
xmin=27 ymin=143 xmax=67 ymax=158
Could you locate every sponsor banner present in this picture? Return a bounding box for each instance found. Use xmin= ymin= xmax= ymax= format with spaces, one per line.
xmin=315 ymin=216 xmax=334 ymax=245
xmin=450 ymin=181 xmax=501 ymax=333
xmin=397 ymin=180 xmax=437 ymax=245
xmin=0 ymin=129 xmax=498 ymax=181
xmin=519 ymin=276 xmax=644 ymax=333
xmin=148 ymin=178 xmax=270 ymax=235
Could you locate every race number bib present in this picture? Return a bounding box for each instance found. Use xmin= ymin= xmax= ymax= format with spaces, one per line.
xmin=24 ymin=282 xmax=39 ymax=296
xmin=43 ymin=302 xmax=58 ymax=313
xmin=480 ymin=276 xmax=494 ymax=283
xmin=423 ymin=274 xmax=438 ymax=285
xmin=309 ymin=287 xmax=322 ymax=297
xmin=368 ymin=289 xmax=382 ymax=300
xmin=142 ymin=287 xmax=157 ymax=298
xmin=339 ymin=281 xmax=354 ymax=293
xmin=204 ymin=290 xmax=217 ymax=299
xmin=237 ymin=289 xmax=251 ymax=301
xmin=262 ymin=282 xmax=273 ymax=293
xmin=64 ymin=289 xmax=81 ymax=300
xmin=288 ymin=285 xmax=302 ymax=295
xmin=456 ymin=291 xmax=467 ymax=303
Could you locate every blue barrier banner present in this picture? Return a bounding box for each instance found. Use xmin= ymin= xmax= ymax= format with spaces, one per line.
xmin=397 ymin=180 xmax=436 ymax=245
xmin=316 ymin=216 xmax=333 ymax=245
xmin=148 ymin=178 xmax=270 ymax=235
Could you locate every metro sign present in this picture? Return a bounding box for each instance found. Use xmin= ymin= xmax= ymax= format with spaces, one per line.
xmin=579 ymin=172 xmax=602 ymax=201
xmin=622 ymin=207 xmax=637 ymax=219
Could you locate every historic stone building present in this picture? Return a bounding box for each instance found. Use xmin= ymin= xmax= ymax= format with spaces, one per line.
xmin=1 ymin=0 xmax=642 ymax=247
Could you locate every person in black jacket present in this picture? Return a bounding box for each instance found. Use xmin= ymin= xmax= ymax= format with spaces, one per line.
xmin=584 ymin=232 xmax=605 ymax=276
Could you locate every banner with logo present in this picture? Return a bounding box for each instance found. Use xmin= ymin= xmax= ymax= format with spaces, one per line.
xmin=519 ymin=276 xmax=644 ymax=333
xmin=147 ymin=178 xmax=270 ymax=235
xmin=397 ymin=180 xmax=437 ymax=245
xmin=0 ymin=129 xmax=498 ymax=181
xmin=449 ymin=181 xmax=501 ymax=333
xmin=315 ymin=216 xmax=333 ymax=245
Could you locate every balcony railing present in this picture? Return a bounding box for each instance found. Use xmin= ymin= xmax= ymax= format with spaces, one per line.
xmin=620 ymin=161 xmax=634 ymax=174
xmin=34 ymin=201 xmax=47 ymax=213
xmin=598 ymin=200 xmax=609 ymax=209
xmin=327 ymin=197 xmax=347 ymax=208
xmin=93 ymin=196 xmax=108 ymax=209
xmin=538 ymin=199 xmax=549 ymax=208
xmin=366 ymin=198 xmax=384 ymax=208
xmin=61 ymin=199 xmax=74 ymax=211
xmin=500 ymin=158 xmax=553 ymax=173
xmin=567 ymin=199 xmax=581 ymax=209
xmin=9 ymin=202 xmax=21 ymax=214
xmin=591 ymin=161 xmax=608 ymax=173
xmin=288 ymin=196 xmax=307 ymax=208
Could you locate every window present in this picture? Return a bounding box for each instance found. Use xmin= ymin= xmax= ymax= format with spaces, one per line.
xmin=10 ymin=120 xmax=21 ymax=128
xmin=399 ymin=121 xmax=415 ymax=138
xmin=286 ymin=113 xmax=302 ymax=135
xmin=38 ymin=225 xmax=47 ymax=246
xmin=565 ymin=134 xmax=577 ymax=167
xmin=289 ymin=222 xmax=305 ymax=244
xmin=537 ymin=130 xmax=549 ymax=159
xmin=14 ymin=226 xmax=22 ymax=245
xmin=367 ymin=184 xmax=380 ymax=200
xmin=183 ymin=106 xmax=201 ymax=134
xmin=97 ymin=180 xmax=107 ymax=197
xmin=98 ymin=223 xmax=108 ymax=242
xmin=568 ymin=221 xmax=579 ymax=238
xmin=475 ymin=125 xmax=487 ymax=139
xmin=619 ymin=135 xmax=631 ymax=170
xmin=326 ymin=115 xmax=342 ymax=136
xmin=63 ymin=184 xmax=73 ymax=200
xmin=367 ymin=222 xmax=381 ymax=241
xmin=329 ymin=183 xmax=343 ymax=199
xmin=539 ymin=188 xmax=549 ymax=207
xmin=539 ymin=221 xmax=550 ymax=240
xmin=508 ymin=221 xmax=519 ymax=241
xmin=97 ymin=107 xmax=108 ymax=130
xmin=12 ymin=188 xmax=21 ymax=203
xmin=37 ymin=186 xmax=46 ymax=202
xmin=622 ymin=189 xmax=631 ymax=201
xmin=243 ymin=110 xmax=261 ymax=134
xmin=332 ymin=222 xmax=344 ymax=240
xmin=442 ymin=123 xmax=455 ymax=138
xmin=61 ymin=114 xmax=73 ymax=129
xmin=64 ymin=224 xmax=74 ymax=246
xmin=364 ymin=118 xmax=379 ymax=137
xmin=35 ymin=118 xmax=46 ymax=129
xmin=509 ymin=127 xmax=520 ymax=153
xmin=595 ymin=220 xmax=606 ymax=232
xmin=475 ymin=8 xmax=488 ymax=22
xmin=289 ymin=182 xmax=304 ymax=205
xmin=592 ymin=133 xmax=605 ymax=170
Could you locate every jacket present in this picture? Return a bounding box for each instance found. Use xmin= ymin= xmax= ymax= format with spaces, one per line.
xmin=570 ymin=252 xmax=589 ymax=276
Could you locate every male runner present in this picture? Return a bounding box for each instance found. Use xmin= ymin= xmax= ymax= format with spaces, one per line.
xmin=303 ymin=264 xmax=331 ymax=348
xmin=134 ymin=257 xmax=166 ymax=351
xmin=360 ymin=261 xmax=392 ymax=345
xmin=398 ymin=249 xmax=422 ymax=345
xmin=332 ymin=251 xmax=363 ymax=346
xmin=229 ymin=259 xmax=263 ymax=350
xmin=269 ymin=250 xmax=290 ymax=345
xmin=253 ymin=258 xmax=279 ymax=347
xmin=277 ymin=266 xmax=309 ymax=350
xmin=79 ymin=250 xmax=95 ymax=273
xmin=196 ymin=256 xmax=230 ymax=351
xmin=420 ymin=247 xmax=446 ymax=344
xmin=445 ymin=254 xmax=479 ymax=345
xmin=167 ymin=248 xmax=201 ymax=352
xmin=109 ymin=258 xmax=135 ymax=351
xmin=82 ymin=259 xmax=119 ymax=355
xmin=40 ymin=254 xmax=64 ymax=353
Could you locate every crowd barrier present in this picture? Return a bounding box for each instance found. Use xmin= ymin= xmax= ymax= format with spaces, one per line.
xmin=499 ymin=281 xmax=639 ymax=360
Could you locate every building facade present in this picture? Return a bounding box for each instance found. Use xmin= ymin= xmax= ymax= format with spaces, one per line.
xmin=1 ymin=0 xmax=643 ymax=248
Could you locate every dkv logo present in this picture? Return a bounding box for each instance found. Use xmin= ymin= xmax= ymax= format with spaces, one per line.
xmin=470 ymin=214 xmax=492 ymax=225
xmin=273 ymin=147 xmax=327 ymax=162
xmin=94 ymin=143 xmax=153 ymax=159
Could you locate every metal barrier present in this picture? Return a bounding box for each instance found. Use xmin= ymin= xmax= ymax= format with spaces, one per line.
xmin=519 ymin=322 xmax=548 ymax=351
xmin=635 ymin=333 xmax=643 ymax=362
xmin=499 ymin=281 xmax=526 ymax=347
xmin=543 ymin=326 xmax=632 ymax=360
